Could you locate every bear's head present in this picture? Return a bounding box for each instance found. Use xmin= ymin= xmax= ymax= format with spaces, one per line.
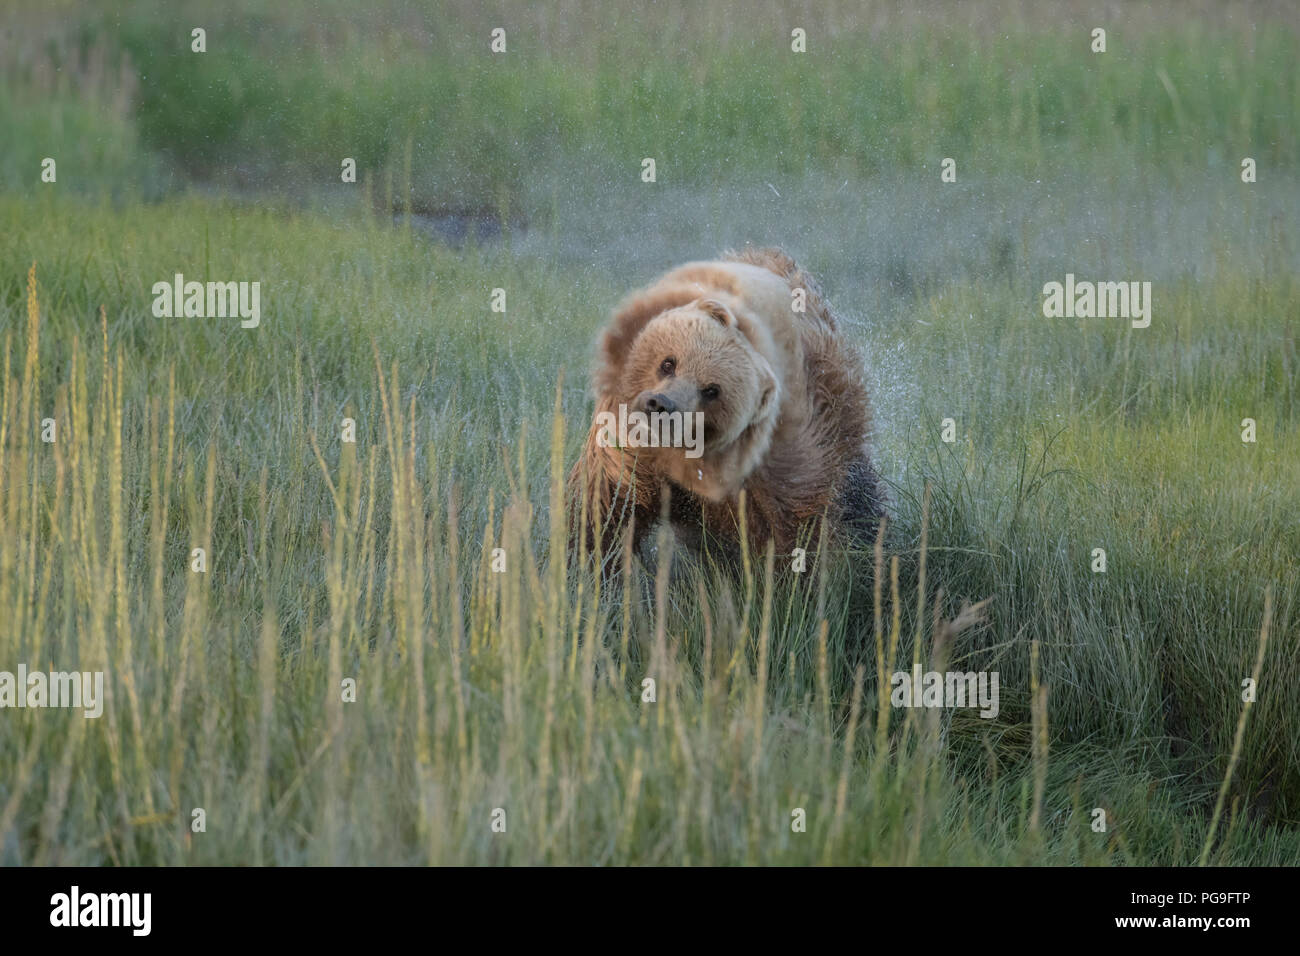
xmin=619 ymin=297 xmax=781 ymax=497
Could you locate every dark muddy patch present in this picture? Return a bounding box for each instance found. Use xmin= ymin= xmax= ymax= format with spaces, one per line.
xmin=394 ymin=205 xmax=526 ymax=246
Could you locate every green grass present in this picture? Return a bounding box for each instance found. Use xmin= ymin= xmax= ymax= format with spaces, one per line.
xmin=0 ymin=192 xmax=1296 ymax=864
xmin=8 ymin=1 xmax=1298 ymax=210
xmin=0 ymin=0 xmax=1297 ymax=865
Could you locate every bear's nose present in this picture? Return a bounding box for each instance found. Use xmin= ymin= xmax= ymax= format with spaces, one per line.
xmin=642 ymin=392 xmax=676 ymax=414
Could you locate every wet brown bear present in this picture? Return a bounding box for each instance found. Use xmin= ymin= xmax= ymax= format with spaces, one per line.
xmin=569 ymin=247 xmax=885 ymax=569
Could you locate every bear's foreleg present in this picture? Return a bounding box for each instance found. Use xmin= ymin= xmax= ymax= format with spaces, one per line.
xmin=567 ymin=407 xmax=659 ymax=573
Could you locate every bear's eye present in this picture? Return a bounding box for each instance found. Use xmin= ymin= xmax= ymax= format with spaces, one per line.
xmin=660 ymin=358 xmax=676 ymax=377
xmin=700 ymin=384 xmax=721 ymax=401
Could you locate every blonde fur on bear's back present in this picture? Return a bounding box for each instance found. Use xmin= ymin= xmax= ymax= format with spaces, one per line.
xmin=722 ymin=246 xmax=838 ymax=329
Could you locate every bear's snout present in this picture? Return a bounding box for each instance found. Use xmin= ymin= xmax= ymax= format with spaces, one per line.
xmin=637 ymin=391 xmax=677 ymax=414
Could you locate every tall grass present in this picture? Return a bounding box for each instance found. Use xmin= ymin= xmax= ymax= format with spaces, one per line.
xmin=1 ymin=210 xmax=1296 ymax=862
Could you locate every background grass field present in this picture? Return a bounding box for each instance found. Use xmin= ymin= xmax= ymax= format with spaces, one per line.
xmin=0 ymin=0 xmax=1297 ymax=864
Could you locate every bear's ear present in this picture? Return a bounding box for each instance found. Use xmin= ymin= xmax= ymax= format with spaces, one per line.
xmin=696 ymin=298 xmax=737 ymax=328
xmin=754 ymin=358 xmax=780 ymax=421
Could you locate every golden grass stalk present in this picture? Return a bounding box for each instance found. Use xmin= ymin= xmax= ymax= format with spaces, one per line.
xmin=1198 ymin=586 xmax=1272 ymax=866
xmin=1028 ymin=638 xmax=1048 ymax=836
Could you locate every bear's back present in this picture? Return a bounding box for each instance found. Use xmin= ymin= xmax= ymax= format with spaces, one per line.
xmin=657 ymin=260 xmax=792 ymax=322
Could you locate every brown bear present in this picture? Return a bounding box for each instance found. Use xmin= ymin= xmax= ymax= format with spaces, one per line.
xmin=568 ymin=247 xmax=885 ymax=569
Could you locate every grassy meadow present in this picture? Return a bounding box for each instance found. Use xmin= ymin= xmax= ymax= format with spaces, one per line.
xmin=0 ymin=0 xmax=1297 ymax=865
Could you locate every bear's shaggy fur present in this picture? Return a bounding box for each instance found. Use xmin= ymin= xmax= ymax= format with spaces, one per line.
xmin=569 ymin=247 xmax=885 ymax=567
